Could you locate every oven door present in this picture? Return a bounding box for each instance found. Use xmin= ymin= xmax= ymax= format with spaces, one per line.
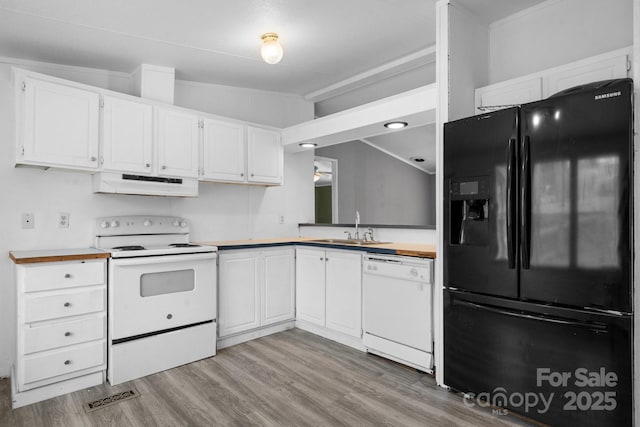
xmin=109 ymin=252 xmax=217 ymax=340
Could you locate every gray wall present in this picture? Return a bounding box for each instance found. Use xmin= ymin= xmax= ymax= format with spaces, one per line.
xmin=316 ymin=141 xmax=435 ymax=226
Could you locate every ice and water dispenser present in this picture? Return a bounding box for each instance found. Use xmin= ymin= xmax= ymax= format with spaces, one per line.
xmin=449 ymin=176 xmax=489 ymax=246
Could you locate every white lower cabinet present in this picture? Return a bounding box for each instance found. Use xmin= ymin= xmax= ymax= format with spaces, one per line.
xmin=218 ymin=247 xmax=295 ymax=337
xmin=295 ymin=247 xmax=362 ymax=338
xmin=12 ymin=258 xmax=107 ymax=408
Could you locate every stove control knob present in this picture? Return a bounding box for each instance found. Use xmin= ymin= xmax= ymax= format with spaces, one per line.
xmin=180 ymin=221 xmax=188 ymax=228
xmin=143 ymin=219 xmax=152 ymax=227
xmin=110 ymin=220 xmax=119 ymax=228
xmin=100 ymin=221 xmax=110 ymax=229
xmin=172 ymin=219 xmax=180 ymax=227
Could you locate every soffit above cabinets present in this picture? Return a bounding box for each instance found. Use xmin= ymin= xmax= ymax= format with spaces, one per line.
xmin=282 ymin=85 xmax=436 ymax=153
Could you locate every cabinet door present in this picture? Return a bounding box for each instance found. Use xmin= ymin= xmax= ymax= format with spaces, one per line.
xmin=156 ymin=107 xmax=200 ymax=178
xmin=247 ymin=126 xmax=282 ymax=184
xmin=261 ymin=248 xmax=295 ymax=326
xmin=101 ymin=95 xmax=153 ymax=174
xmin=218 ymin=251 xmax=260 ymax=337
xmin=21 ymin=77 xmax=100 ymax=170
xmin=201 ymin=118 xmax=246 ymax=182
xmin=325 ymin=250 xmax=362 ymax=337
xmin=295 ymin=248 xmax=326 ymax=326
xmin=544 ymin=53 xmax=629 ymax=97
xmin=474 ymin=77 xmax=542 ymax=114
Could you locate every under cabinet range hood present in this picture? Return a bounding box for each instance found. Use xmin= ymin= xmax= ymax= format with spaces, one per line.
xmin=92 ymin=172 xmax=198 ymax=197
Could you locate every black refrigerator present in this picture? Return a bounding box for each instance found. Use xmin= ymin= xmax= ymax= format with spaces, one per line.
xmin=443 ymin=79 xmax=633 ymax=427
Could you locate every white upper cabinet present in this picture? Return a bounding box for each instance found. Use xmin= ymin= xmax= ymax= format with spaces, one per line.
xmin=247 ymin=126 xmax=283 ymax=185
xmin=156 ymin=107 xmax=200 ymax=178
xmin=201 ymin=121 xmax=283 ymax=185
xmin=544 ymin=53 xmax=629 ymax=96
xmin=14 ymin=68 xmax=285 ymax=186
xmin=100 ymin=95 xmax=153 ymax=174
xmin=18 ymin=76 xmax=100 ymax=170
xmin=201 ymin=118 xmax=246 ymax=182
xmin=475 ymin=49 xmax=631 ymax=114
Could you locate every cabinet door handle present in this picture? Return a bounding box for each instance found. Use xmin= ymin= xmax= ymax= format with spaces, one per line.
xmin=320 ymin=257 xmax=324 ymax=261
xmin=90 ymin=156 xmax=97 ymax=162
xmin=64 ymin=360 xmax=71 ymax=365
xmin=145 ymin=163 xmax=151 ymax=168
xmin=240 ymin=173 xmax=244 ymax=177
xmin=162 ymin=165 xmax=167 ymax=170
xmin=64 ymin=302 xmax=71 ymax=307
xmin=251 ymin=173 xmax=254 ymax=177
xmin=64 ymin=331 xmax=72 ymax=337
xmin=64 ymin=273 xmax=71 ymax=278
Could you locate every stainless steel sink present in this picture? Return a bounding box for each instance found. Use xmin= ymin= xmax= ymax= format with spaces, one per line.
xmin=308 ymin=238 xmax=390 ymax=245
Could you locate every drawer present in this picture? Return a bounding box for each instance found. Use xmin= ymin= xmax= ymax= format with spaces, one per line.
xmin=23 ymin=315 xmax=105 ymax=354
xmin=23 ymin=341 xmax=105 ymax=385
xmin=24 ymin=287 xmax=105 ymax=323
xmin=23 ymin=260 xmax=105 ymax=292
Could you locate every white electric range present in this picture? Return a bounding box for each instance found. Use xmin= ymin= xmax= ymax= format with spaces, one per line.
xmin=95 ymin=215 xmax=217 ymax=385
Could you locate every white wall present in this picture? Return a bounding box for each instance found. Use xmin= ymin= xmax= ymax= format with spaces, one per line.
xmin=0 ymin=58 xmax=314 ymax=377
xmin=489 ymin=0 xmax=633 ymax=84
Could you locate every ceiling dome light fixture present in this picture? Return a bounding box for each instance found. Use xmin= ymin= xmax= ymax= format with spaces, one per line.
xmin=299 ymin=142 xmax=317 ymax=148
xmin=384 ymin=121 xmax=408 ymax=129
xmin=261 ymin=33 xmax=283 ymax=64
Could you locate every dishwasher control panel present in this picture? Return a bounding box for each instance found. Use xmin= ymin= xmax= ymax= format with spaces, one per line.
xmin=363 ymin=255 xmax=433 ymax=284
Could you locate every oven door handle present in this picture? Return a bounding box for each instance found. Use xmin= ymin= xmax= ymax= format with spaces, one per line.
xmin=110 ymin=252 xmax=217 ymax=266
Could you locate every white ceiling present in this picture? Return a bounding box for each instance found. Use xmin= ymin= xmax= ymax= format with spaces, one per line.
xmin=0 ymin=0 xmax=545 ymax=96
xmin=364 ymin=124 xmax=436 ymax=174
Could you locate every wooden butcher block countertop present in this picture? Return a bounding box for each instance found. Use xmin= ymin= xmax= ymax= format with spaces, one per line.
xmin=199 ymin=238 xmax=436 ymax=259
xmin=9 ymin=248 xmax=110 ymax=264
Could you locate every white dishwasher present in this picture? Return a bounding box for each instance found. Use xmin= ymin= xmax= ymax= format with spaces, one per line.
xmin=362 ymin=254 xmax=434 ymax=373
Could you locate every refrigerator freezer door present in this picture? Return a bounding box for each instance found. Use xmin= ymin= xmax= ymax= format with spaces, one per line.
xmin=520 ymin=79 xmax=633 ymax=312
xmin=444 ymin=107 xmax=519 ymax=298
xmin=444 ymin=289 xmax=632 ymax=427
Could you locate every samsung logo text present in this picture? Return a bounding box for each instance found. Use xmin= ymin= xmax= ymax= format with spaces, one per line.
xmin=594 ymin=91 xmax=621 ymax=100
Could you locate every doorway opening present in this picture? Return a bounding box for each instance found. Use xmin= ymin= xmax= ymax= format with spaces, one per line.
xmin=314 ymin=156 xmax=338 ymax=224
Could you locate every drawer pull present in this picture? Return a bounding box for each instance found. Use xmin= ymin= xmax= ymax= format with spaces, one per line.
xmin=167 ymin=314 xmax=173 ymax=319
xmin=64 ymin=302 xmax=71 ymax=307
xmin=64 ymin=273 xmax=71 ymax=278
xmin=64 ymin=360 xmax=71 ymax=365
xmin=64 ymin=331 xmax=72 ymax=337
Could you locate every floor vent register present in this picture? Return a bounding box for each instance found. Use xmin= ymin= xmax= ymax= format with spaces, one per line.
xmin=84 ymin=388 xmax=140 ymax=412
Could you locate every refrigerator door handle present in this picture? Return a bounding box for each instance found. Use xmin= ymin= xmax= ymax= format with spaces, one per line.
xmin=454 ymin=299 xmax=608 ymax=332
xmin=521 ymin=135 xmax=531 ymax=269
xmin=506 ymin=138 xmax=517 ymax=269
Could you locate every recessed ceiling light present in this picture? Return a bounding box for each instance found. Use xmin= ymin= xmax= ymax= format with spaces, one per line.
xmin=410 ymin=157 xmax=425 ymax=163
xmin=384 ymin=121 xmax=408 ymax=129
xmin=299 ymin=142 xmax=317 ymax=148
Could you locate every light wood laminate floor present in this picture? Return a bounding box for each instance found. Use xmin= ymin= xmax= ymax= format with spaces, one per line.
xmin=1 ymin=329 xmax=541 ymax=426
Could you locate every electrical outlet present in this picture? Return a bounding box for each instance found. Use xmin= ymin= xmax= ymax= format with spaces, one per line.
xmin=21 ymin=213 xmax=34 ymax=229
xmin=279 ymin=215 xmax=285 ymax=224
xmin=58 ymin=212 xmax=70 ymax=228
